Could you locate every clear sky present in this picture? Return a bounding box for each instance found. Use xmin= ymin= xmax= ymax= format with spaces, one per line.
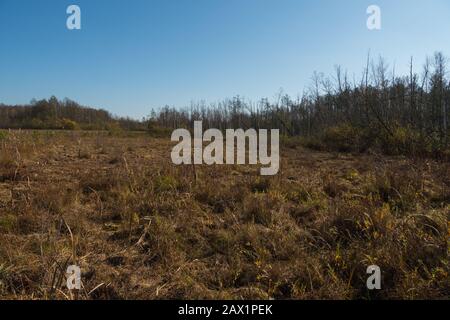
xmin=0 ymin=0 xmax=449 ymax=119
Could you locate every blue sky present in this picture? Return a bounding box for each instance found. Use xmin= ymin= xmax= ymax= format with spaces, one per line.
xmin=0 ymin=0 xmax=449 ymax=119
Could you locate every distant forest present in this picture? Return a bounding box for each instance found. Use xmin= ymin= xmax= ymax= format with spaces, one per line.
xmin=1 ymin=52 xmax=449 ymax=157
xmin=0 ymin=97 xmax=146 ymax=131
xmin=148 ymin=52 xmax=450 ymax=157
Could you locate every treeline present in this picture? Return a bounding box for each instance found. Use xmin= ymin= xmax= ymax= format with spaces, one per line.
xmin=0 ymin=96 xmax=146 ymax=131
xmin=148 ymin=52 xmax=450 ymax=157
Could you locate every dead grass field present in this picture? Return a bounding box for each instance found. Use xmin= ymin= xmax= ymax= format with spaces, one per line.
xmin=0 ymin=130 xmax=448 ymax=300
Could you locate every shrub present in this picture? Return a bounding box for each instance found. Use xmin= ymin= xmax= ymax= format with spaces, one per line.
xmin=147 ymin=125 xmax=173 ymax=138
xmin=377 ymin=126 xmax=421 ymax=155
xmin=0 ymin=131 xmax=8 ymax=141
xmin=322 ymin=124 xmax=362 ymax=152
xmin=366 ymin=167 xmax=422 ymax=213
xmin=0 ymin=214 xmax=17 ymax=232
xmin=154 ymin=175 xmax=178 ymax=193
xmin=106 ymin=122 xmax=123 ymax=134
xmin=60 ymin=118 xmax=79 ymax=130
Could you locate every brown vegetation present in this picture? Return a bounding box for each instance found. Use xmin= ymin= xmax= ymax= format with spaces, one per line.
xmin=0 ymin=130 xmax=448 ymax=300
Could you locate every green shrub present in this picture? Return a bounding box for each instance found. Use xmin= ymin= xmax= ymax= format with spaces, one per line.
xmin=147 ymin=125 xmax=173 ymax=138
xmin=60 ymin=118 xmax=79 ymax=130
xmin=0 ymin=214 xmax=17 ymax=232
xmin=154 ymin=175 xmax=178 ymax=193
xmin=106 ymin=122 xmax=123 ymax=134
xmin=377 ymin=126 xmax=417 ymax=155
xmin=0 ymin=131 xmax=8 ymax=140
xmin=322 ymin=124 xmax=362 ymax=152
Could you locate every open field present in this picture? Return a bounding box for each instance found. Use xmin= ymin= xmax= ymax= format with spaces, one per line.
xmin=0 ymin=130 xmax=448 ymax=299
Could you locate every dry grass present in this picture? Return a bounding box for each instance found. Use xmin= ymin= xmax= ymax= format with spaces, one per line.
xmin=0 ymin=130 xmax=448 ymax=300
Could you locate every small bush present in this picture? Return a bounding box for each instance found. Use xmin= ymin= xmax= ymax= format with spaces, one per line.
xmin=106 ymin=122 xmax=123 ymax=135
xmin=154 ymin=175 xmax=178 ymax=193
xmin=147 ymin=124 xmax=173 ymax=138
xmin=366 ymin=167 xmax=422 ymax=213
xmin=60 ymin=118 xmax=79 ymax=130
xmin=0 ymin=214 xmax=17 ymax=232
xmin=377 ymin=126 xmax=422 ymax=155
xmin=322 ymin=124 xmax=362 ymax=152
